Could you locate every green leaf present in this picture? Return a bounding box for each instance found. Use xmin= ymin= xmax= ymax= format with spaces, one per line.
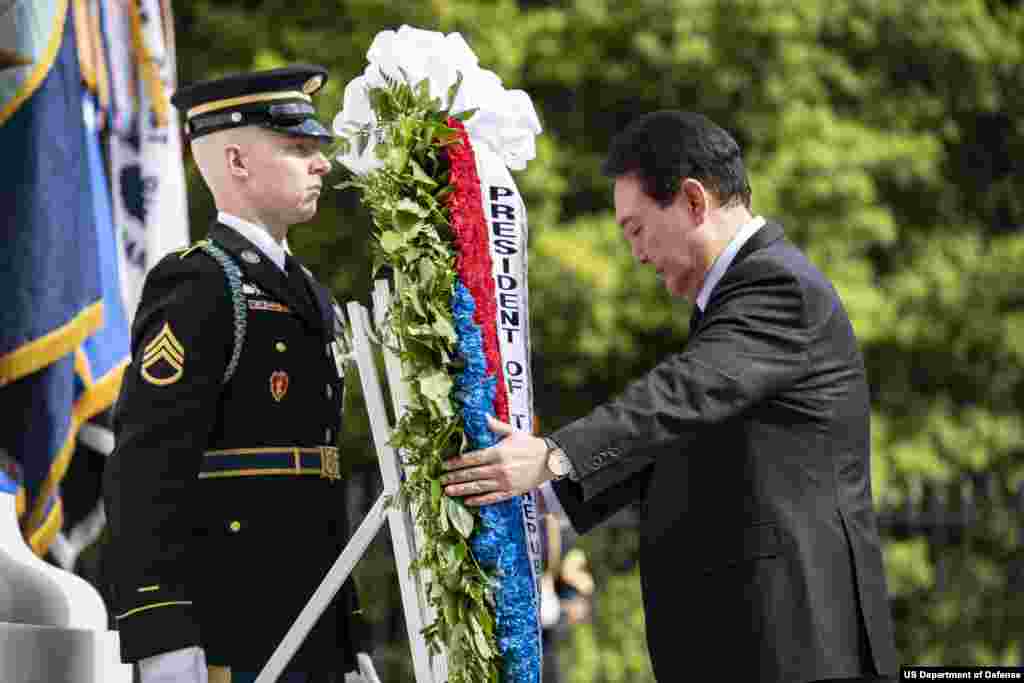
xmin=395 ymin=197 xmax=429 ymax=217
xmin=379 ymin=231 xmax=405 ymax=254
xmin=477 ymin=600 xmax=494 ymax=633
xmin=438 ymin=497 xmax=450 ymax=533
xmin=447 ymin=630 xmax=465 ymax=672
xmin=453 ymin=540 xmax=468 ymax=566
xmin=415 ymin=77 xmax=431 ymax=102
xmin=393 ymin=209 xmax=421 ymax=233
xmin=432 ymin=316 xmax=458 ymax=343
xmin=417 ymin=257 xmax=436 ymax=285
xmin=418 ymin=369 xmax=454 ymax=411
xmin=444 ymin=594 xmax=460 ymax=630
xmin=442 ymin=541 xmax=463 ymax=571
xmin=387 ymin=144 xmax=409 ymax=173
xmin=407 ymin=285 xmax=427 ymax=318
xmin=445 ymin=497 xmax=475 ymax=538
xmin=410 ymin=159 xmax=439 ymax=187
xmin=453 ymin=107 xmax=478 ymax=122
xmin=447 ymin=71 xmax=464 ymax=111
xmin=431 ymin=477 xmax=442 ymax=510
xmin=471 ymin=617 xmax=492 ymax=659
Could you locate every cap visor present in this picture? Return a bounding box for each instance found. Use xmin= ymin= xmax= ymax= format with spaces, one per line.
xmin=269 ymin=118 xmax=333 ymax=141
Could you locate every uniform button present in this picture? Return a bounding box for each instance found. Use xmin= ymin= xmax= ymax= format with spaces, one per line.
xmin=228 ymin=520 xmax=242 ymax=533
xmin=325 ymin=428 xmax=333 ymax=442
xmin=276 ymin=342 xmax=287 ymax=352
xmin=326 ymin=384 xmax=333 ymax=399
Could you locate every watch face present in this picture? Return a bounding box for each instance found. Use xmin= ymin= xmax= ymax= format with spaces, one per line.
xmin=548 ymin=450 xmax=570 ymax=477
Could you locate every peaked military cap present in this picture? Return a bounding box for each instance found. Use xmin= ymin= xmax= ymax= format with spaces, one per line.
xmin=170 ymin=64 xmax=332 ymax=142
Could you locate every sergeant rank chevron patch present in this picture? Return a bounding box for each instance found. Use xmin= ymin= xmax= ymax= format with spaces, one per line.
xmin=141 ymin=322 xmax=185 ymax=386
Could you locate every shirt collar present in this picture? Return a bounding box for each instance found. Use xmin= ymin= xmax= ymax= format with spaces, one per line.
xmin=695 ymin=215 xmax=766 ymax=311
xmin=217 ymin=211 xmax=287 ymax=273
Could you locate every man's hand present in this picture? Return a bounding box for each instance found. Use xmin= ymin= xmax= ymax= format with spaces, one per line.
xmin=442 ymin=415 xmax=550 ymax=506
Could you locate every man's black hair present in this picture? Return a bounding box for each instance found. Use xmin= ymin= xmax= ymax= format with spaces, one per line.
xmin=602 ymin=111 xmax=752 ymax=209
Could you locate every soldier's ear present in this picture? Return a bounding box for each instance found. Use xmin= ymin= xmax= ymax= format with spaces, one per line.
xmin=225 ymin=144 xmax=248 ymax=179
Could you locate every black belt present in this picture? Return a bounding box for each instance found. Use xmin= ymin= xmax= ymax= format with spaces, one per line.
xmin=198 ymin=447 xmax=341 ymax=481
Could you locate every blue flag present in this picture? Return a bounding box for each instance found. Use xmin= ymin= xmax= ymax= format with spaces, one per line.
xmin=0 ymin=0 xmax=129 ymax=554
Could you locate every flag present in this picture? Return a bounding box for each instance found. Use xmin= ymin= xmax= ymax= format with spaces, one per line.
xmin=50 ymin=0 xmax=189 ymax=570
xmin=0 ymin=0 xmax=130 ymax=555
xmin=106 ymin=0 xmax=189 ymax=321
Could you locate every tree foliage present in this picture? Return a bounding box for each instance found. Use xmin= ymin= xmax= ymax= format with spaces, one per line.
xmin=174 ymin=0 xmax=1024 ymax=674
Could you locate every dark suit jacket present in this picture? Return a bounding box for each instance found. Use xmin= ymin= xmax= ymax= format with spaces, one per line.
xmin=103 ymin=223 xmax=362 ymax=673
xmin=551 ymin=221 xmax=897 ymax=682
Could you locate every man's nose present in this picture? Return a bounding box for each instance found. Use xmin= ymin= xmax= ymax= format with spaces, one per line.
xmin=312 ymin=151 xmax=331 ymax=175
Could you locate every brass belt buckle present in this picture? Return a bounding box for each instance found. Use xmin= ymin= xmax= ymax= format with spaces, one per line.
xmin=320 ymin=446 xmax=340 ymax=482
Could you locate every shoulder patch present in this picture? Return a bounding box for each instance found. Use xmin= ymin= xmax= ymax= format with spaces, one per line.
xmin=141 ymin=322 xmax=185 ymax=385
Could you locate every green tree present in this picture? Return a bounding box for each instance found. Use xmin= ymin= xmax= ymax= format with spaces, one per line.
xmin=170 ymin=0 xmax=1024 ymax=676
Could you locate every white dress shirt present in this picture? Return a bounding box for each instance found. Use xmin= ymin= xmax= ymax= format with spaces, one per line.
xmin=540 ymin=214 xmax=767 ymax=524
xmin=217 ymin=211 xmax=288 ymax=273
xmin=694 ymin=214 xmax=765 ymax=312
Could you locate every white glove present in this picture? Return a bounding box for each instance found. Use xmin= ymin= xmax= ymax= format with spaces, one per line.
xmin=344 ymin=652 xmax=381 ymax=683
xmin=138 ymin=646 xmax=208 ymax=683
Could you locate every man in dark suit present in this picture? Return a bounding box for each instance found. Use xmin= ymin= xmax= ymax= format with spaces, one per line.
xmin=103 ymin=65 xmax=375 ymax=683
xmin=442 ymin=111 xmax=898 ymax=682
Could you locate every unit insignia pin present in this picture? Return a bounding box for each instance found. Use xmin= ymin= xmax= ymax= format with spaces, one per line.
xmin=270 ymin=370 xmax=289 ymax=402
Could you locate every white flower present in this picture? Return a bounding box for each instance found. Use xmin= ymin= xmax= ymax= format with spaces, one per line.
xmin=332 ymin=75 xmax=386 ymax=175
xmin=334 ymin=75 xmax=373 ymax=130
xmin=333 ymin=24 xmax=543 ymax=175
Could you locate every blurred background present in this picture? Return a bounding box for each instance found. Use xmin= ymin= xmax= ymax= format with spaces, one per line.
xmin=23 ymin=0 xmax=1024 ymax=680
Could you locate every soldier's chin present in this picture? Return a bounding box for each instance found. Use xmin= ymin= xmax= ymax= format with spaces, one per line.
xmin=293 ymin=201 xmax=318 ymax=222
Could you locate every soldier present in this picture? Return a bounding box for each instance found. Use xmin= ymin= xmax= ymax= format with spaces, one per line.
xmin=103 ymin=65 xmax=376 ymax=683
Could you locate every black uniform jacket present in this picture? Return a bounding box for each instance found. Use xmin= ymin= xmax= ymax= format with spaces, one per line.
xmin=103 ymin=222 xmax=361 ymax=673
xmin=550 ymin=221 xmax=898 ymax=682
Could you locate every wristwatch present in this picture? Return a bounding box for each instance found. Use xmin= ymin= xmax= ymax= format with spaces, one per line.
xmin=543 ymin=437 xmax=573 ymax=481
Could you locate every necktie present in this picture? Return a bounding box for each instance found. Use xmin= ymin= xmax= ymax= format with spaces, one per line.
xmin=285 ymin=254 xmax=315 ymax=311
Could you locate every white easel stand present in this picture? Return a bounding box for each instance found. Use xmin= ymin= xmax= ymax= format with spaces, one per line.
xmin=255 ymin=280 xmax=446 ymax=683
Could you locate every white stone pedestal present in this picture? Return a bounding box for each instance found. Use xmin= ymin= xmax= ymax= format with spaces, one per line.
xmin=0 ymin=491 xmax=132 ymax=682
xmin=0 ymin=621 xmax=96 ymax=682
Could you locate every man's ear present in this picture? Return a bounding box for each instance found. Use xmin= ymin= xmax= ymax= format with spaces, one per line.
xmin=679 ymin=178 xmax=710 ymax=225
xmin=225 ymin=144 xmax=248 ymax=179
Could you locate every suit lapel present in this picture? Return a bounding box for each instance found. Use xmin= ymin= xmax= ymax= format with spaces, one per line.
xmin=688 ymin=304 xmax=704 ymax=335
xmin=208 ymin=223 xmax=322 ymax=329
